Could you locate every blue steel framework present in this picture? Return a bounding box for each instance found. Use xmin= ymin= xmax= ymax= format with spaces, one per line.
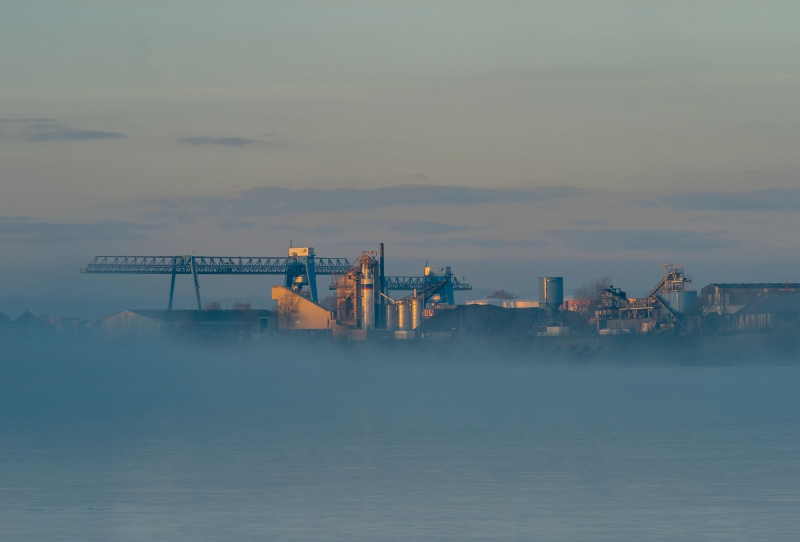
xmin=382 ymin=275 xmax=471 ymax=305
xmin=82 ymin=255 xmax=472 ymax=309
xmin=82 ymin=255 xmax=352 ymax=309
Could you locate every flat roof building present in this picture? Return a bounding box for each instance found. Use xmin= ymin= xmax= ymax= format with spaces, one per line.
xmin=734 ymin=291 xmax=800 ymax=331
xmin=701 ymin=283 xmax=800 ymax=315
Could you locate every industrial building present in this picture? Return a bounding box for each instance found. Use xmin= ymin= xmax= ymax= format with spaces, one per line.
xmin=466 ymin=298 xmax=506 ymax=307
xmin=591 ymin=265 xmax=698 ymax=334
xmin=77 ymin=244 xmax=800 ymax=340
xmin=12 ymin=310 xmax=47 ymax=332
xmin=418 ymin=304 xmax=589 ymax=339
xmin=79 ymin=248 xmax=705 ymax=339
xmin=701 ymin=283 xmax=800 ymax=316
xmin=96 ymin=309 xmax=273 ymax=340
xmin=0 ymin=311 xmax=90 ymax=335
xmin=271 ymin=286 xmax=332 ymax=331
xmin=43 ymin=316 xmax=87 ymax=332
xmin=502 ymin=298 xmax=540 ymax=309
xmin=733 ymin=291 xmax=800 ymax=331
xmin=81 ymin=244 xmax=473 ymax=339
xmin=466 ymin=298 xmax=539 ymax=308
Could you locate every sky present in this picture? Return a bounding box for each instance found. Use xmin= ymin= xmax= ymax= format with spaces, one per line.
xmin=1 ymin=1 xmax=799 ymax=316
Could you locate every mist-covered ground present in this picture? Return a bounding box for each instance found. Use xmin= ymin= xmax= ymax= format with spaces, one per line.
xmin=2 ymin=338 xmax=800 ymax=541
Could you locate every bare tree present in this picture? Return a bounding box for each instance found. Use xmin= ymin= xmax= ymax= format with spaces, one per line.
xmin=277 ymin=295 xmax=300 ymax=329
xmin=202 ymin=301 xmax=222 ymax=310
xmin=571 ymin=276 xmax=613 ymax=314
xmin=232 ymin=302 xmax=252 ymax=311
xmin=319 ymin=295 xmax=336 ymax=310
xmin=488 ymin=289 xmax=516 ymax=300
xmin=573 ymin=276 xmax=613 ymax=302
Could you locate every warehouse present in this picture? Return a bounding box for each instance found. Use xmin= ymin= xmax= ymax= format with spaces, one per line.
xmin=701 ymin=283 xmax=800 ymax=315
xmin=96 ymin=309 xmax=273 ymax=340
xmin=734 ymin=291 xmax=800 ymax=331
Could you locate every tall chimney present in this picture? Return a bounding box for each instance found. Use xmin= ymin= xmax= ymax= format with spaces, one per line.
xmin=379 ymin=242 xmax=385 ymax=297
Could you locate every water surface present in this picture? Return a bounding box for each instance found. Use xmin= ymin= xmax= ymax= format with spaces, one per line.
xmin=2 ymin=340 xmax=799 ymax=540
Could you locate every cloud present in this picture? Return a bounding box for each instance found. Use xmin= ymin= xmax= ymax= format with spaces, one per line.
xmin=398 ymin=237 xmax=548 ymax=249
xmin=465 ymin=66 xmax=651 ymax=83
xmin=653 ymin=189 xmax=800 ymax=211
xmin=548 ymin=229 xmax=739 ymax=252
xmin=375 ymin=220 xmax=471 ymax=236
xmin=27 ymin=128 xmax=124 ymax=141
xmin=567 ymin=219 xmax=606 ymax=228
xmin=0 ymin=217 xmax=160 ymax=243
xmin=0 ymin=118 xmax=124 ymax=142
xmin=216 ymin=221 xmax=361 ymax=237
xmin=0 ymin=118 xmax=55 ymax=123
xmin=215 ymin=219 xmax=472 ymax=237
xmin=217 ymin=220 xmax=308 ymax=232
xmin=248 ymin=184 xmax=585 ymax=210
xmin=180 ymin=136 xmax=260 ymax=147
xmin=217 ymin=220 xmax=261 ymax=230
xmin=135 ymin=184 xmax=588 ymax=218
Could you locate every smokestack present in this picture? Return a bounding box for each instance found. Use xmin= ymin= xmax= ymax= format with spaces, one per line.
xmin=379 ymin=242 xmax=385 ymax=298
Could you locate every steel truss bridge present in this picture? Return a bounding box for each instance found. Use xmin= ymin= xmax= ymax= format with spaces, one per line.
xmin=82 ymin=255 xmax=471 ymax=309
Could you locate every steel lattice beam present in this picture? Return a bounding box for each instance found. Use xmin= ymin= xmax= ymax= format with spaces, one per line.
xmin=82 ymin=254 xmax=470 ymax=308
xmin=81 ymin=255 xmax=352 ymax=275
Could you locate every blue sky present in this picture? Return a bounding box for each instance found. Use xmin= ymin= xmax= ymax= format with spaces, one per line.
xmin=1 ymin=1 xmax=799 ymax=315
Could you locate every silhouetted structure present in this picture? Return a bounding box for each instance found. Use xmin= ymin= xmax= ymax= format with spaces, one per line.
xmin=734 ymin=291 xmax=800 ymax=331
xmin=96 ymin=309 xmax=273 ymax=340
xmin=701 ymin=283 xmax=800 ymax=316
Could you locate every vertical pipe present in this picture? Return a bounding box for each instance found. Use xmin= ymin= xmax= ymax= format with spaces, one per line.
xmin=379 ymin=243 xmax=385 ymax=297
xmin=191 ymin=256 xmax=201 ymax=310
xmin=377 ymin=243 xmax=386 ymax=329
xmin=168 ymin=271 xmax=176 ymax=310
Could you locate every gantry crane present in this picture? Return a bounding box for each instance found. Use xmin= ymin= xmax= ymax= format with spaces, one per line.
xmin=82 ymin=245 xmax=471 ymax=310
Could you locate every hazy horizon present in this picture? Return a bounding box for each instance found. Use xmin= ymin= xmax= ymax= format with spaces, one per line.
xmin=2 ymin=1 xmax=799 ymax=316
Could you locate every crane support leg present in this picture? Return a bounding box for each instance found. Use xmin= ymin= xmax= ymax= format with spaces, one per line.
xmin=306 ymin=258 xmax=318 ymax=302
xmin=190 ymin=257 xmax=201 ymax=310
xmin=168 ymin=272 xmax=176 ymax=310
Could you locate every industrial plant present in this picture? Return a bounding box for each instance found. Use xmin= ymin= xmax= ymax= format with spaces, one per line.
xmin=2 ymin=243 xmax=798 ymax=344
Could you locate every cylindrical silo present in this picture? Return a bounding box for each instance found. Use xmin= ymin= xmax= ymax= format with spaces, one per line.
xmin=538 ymin=277 xmax=564 ymax=318
xmin=665 ymin=290 xmax=697 ymax=314
xmin=385 ymin=303 xmax=398 ymax=331
xmin=361 ymin=273 xmax=374 ymax=330
xmin=397 ymin=300 xmax=410 ymax=331
xmin=411 ymin=294 xmax=424 ymax=330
